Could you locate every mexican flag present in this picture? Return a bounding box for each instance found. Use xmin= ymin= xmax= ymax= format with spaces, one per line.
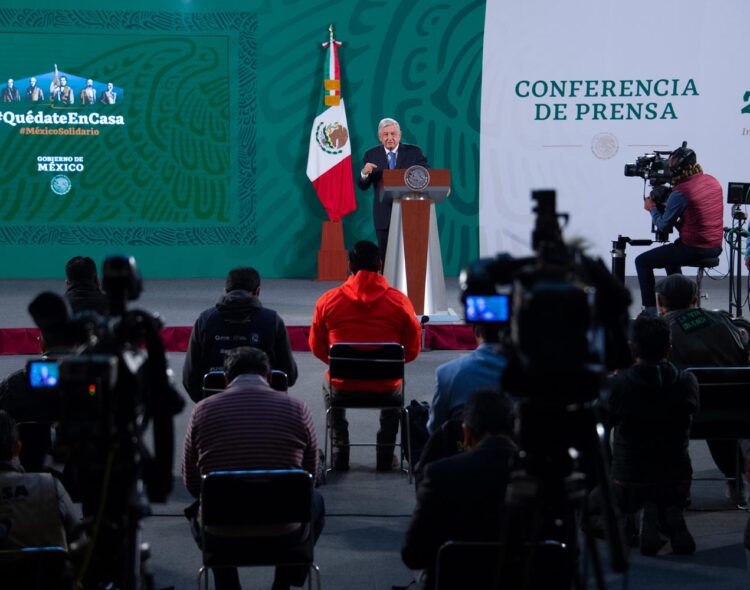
xmin=306 ymin=27 xmax=356 ymax=222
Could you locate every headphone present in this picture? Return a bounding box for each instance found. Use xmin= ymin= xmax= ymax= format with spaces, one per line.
xmin=668 ymin=141 xmax=697 ymax=177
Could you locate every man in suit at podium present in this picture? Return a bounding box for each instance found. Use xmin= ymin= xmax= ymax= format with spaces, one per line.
xmin=358 ymin=118 xmax=429 ymax=261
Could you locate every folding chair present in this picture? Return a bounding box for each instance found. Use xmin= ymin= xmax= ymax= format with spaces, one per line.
xmin=0 ymin=546 xmax=70 ymax=590
xmin=324 ymin=342 xmax=412 ymax=481
xmin=435 ymin=540 xmax=569 ymax=590
xmin=197 ymin=469 xmax=321 ymax=590
xmin=686 ymin=366 xmax=750 ymax=506
xmin=202 ymin=370 xmax=227 ymax=398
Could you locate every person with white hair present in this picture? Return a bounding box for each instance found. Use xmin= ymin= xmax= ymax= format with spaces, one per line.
xmin=25 ymin=77 xmax=43 ymax=102
xmin=2 ymin=78 xmax=19 ymax=102
xmin=79 ymin=79 xmax=96 ymax=104
xmin=357 ymin=117 xmax=429 ymax=261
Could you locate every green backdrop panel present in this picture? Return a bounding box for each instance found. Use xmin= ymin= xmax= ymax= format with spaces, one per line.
xmin=0 ymin=32 xmax=234 ymax=226
xmin=0 ymin=1 xmax=484 ymax=278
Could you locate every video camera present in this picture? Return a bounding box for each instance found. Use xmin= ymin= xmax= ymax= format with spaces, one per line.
xmin=25 ymin=255 xmax=184 ymax=589
xmin=624 ymin=149 xmax=673 ymax=207
xmin=624 ymin=144 xmax=687 ymax=241
xmin=623 ymin=150 xmax=672 ymax=188
xmin=460 ymin=190 xmax=632 ymax=402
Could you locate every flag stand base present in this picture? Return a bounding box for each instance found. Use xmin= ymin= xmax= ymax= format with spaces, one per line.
xmin=317 ymin=220 xmax=348 ymax=281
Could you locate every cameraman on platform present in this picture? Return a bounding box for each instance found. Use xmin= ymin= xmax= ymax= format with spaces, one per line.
xmin=635 ymin=143 xmax=723 ymax=315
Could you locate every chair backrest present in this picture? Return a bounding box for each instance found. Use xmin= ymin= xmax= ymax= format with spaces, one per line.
xmin=686 ymin=367 xmax=750 ymax=439
xmin=435 ymin=540 xmax=569 ymax=590
xmin=0 ymin=546 xmax=69 ymax=590
xmin=202 ymin=370 xmax=227 ymax=398
xmin=270 ymin=370 xmax=289 ymax=392
xmin=328 ymin=342 xmax=405 ymax=381
xmin=201 ymin=469 xmax=312 ymax=528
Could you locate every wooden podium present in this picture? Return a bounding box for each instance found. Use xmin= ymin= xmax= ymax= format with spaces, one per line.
xmin=382 ymin=168 xmax=450 ymax=315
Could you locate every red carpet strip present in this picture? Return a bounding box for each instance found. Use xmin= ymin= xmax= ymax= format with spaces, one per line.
xmin=0 ymin=325 xmax=476 ymax=355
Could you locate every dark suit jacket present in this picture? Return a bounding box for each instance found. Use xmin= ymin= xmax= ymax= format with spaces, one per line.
xmin=357 ymin=143 xmax=429 ymax=230
xmin=402 ymin=435 xmax=517 ymax=589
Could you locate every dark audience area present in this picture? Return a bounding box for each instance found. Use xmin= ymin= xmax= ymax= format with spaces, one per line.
xmin=1 ymin=266 xmax=750 ymax=590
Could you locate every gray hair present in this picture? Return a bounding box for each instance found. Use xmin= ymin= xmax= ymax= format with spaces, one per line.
xmin=377 ymin=118 xmax=400 ymax=133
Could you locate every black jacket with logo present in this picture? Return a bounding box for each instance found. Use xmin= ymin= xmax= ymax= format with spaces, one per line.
xmin=664 ymin=308 xmax=749 ymax=369
xmin=182 ymin=290 xmax=298 ymax=402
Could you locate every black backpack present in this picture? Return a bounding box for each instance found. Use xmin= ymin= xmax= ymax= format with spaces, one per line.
xmin=401 ymin=400 xmax=430 ymax=466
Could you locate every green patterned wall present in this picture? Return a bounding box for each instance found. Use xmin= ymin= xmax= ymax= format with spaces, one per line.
xmin=0 ymin=0 xmax=485 ymax=278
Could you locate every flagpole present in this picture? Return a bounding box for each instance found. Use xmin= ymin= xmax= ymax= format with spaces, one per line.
xmin=308 ymin=25 xmax=355 ymax=281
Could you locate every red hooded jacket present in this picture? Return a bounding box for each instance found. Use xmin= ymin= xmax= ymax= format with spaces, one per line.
xmin=309 ymin=270 xmax=421 ymax=391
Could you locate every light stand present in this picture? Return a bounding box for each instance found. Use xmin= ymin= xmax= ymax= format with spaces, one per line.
xmin=728 ymin=205 xmax=747 ymax=317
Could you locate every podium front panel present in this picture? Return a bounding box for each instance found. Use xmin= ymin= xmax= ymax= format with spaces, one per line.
xmin=383 ymin=201 xmax=447 ymax=315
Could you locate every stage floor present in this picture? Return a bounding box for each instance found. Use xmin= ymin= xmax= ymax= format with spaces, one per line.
xmin=0 ymin=272 xmax=737 ymax=326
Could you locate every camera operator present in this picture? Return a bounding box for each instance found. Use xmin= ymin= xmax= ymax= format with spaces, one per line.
xmin=17 ymin=256 xmax=184 ymax=589
xmin=64 ymin=255 xmax=108 ymax=315
xmin=635 ymin=143 xmax=723 ymax=315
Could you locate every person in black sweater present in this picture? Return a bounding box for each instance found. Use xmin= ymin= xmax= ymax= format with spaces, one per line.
xmin=402 ymin=388 xmax=517 ymax=588
xmin=607 ymin=314 xmax=699 ymax=555
xmin=64 ymin=256 xmax=108 ymax=315
xmin=182 ymin=267 xmax=298 ymax=402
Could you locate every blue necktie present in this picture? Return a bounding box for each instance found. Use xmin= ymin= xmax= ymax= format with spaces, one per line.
xmin=388 ymin=151 xmax=396 ymax=170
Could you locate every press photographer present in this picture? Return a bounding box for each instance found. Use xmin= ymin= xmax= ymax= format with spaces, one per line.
xmin=631 ymin=142 xmax=723 ymax=315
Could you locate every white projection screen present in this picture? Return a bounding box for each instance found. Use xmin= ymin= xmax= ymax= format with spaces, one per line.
xmin=480 ymin=0 xmax=750 ymax=275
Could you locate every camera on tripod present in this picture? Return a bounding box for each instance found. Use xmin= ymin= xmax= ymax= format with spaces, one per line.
xmin=460 ymin=190 xmax=632 ymax=402
xmin=459 ymin=191 xmax=632 ymax=583
xmin=24 ymin=255 xmax=184 ymax=589
xmin=26 ymin=354 xmax=118 ymax=436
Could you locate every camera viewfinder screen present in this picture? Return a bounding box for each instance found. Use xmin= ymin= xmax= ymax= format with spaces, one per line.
xmin=727 ymin=182 xmax=750 ymax=205
xmin=28 ymin=360 xmax=60 ymax=388
xmin=465 ymin=294 xmax=510 ymax=323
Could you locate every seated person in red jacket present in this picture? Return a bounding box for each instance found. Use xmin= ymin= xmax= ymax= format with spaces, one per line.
xmin=607 ymin=314 xmax=699 ymax=556
xmin=309 ymin=240 xmax=421 ymax=471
